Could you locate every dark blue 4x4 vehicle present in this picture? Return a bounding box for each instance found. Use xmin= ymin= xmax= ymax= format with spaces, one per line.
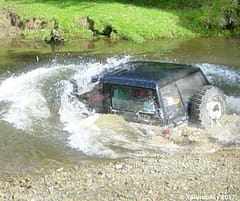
xmin=75 ymin=61 xmax=226 ymax=129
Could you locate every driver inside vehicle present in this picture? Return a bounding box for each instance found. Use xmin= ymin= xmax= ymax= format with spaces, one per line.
xmin=112 ymin=86 xmax=156 ymax=113
xmin=142 ymin=90 xmax=155 ymax=113
xmin=134 ymin=88 xmax=155 ymax=113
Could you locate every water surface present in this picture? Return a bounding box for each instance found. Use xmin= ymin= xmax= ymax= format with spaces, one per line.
xmin=0 ymin=37 xmax=239 ymax=173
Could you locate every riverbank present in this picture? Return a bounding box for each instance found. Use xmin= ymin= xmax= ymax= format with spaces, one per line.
xmin=0 ymin=0 xmax=239 ymax=43
xmin=0 ymin=148 xmax=239 ymax=201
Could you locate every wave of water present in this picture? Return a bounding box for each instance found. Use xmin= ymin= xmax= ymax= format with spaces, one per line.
xmin=59 ymin=56 xmax=132 ymax=157
xmin=196 ymin=63 xmax=240 ymax=114
xmin=0 ymin=66 xmax=54 ymax=131
xmin=0 ymin=59 xmax=239 ymax=160
xmin=0 ymin=56 xmax=134 ymax=157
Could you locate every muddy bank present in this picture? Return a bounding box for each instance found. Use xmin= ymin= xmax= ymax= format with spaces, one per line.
xmin=0 ymin=7 xmax=57 ymax=42
xmin=0 ymin=8 xmax=20 ymax=38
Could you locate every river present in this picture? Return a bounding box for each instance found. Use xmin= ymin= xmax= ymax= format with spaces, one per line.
xmin=0 ymin=37 xmax=239 ymax=173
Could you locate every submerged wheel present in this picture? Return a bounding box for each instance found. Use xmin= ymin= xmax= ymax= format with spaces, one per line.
xmin=189 ymin=85 xmax=226 ymax=128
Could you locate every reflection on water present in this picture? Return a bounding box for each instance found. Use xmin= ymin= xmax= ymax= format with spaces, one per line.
xmin=0 ymin=37 xmax=239 ymax=173
xmin=157 ymin=37 xmax=240 ymax=68
xmin=1 ymin=37 xmax=239 ymax=74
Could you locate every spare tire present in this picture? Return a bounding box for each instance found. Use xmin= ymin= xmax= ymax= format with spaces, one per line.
xmin=189 ymin=85 xmax=226 ymax=128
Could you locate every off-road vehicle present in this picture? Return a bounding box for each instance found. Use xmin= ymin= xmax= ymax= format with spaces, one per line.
xmin=74 ymin=61 xmax=226 ymax=129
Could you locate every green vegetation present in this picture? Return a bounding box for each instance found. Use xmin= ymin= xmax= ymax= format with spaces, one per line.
xmin=0 ymin=0 xmax=239 ymax=42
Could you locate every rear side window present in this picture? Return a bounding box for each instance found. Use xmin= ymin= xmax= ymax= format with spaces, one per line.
xmin=176 ymin=72 xmax=207 ymax=105
xmin=111 ymin=85 xmax=156 ymax=113
xmin=161 ymin=84 xmax=185 ymax=121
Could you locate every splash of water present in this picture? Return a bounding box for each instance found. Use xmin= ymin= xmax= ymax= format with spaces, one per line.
xmin=0 ymin=55 xmax=130 ymax=128
xmin=197 ymin=63 xmax=240 ymax=85
xmin=0 ymin=56 xmax=135 ymax=157
xmin=196 ymin=63 xmax=240 ymax=96
xmin=0 ymin=59 xmax=239 ymax=159
xmin=59 ymin=56 xmax=132 ymax=157
xmin=196 ymin=63 xmax=240 ymax=114
xmin=0 ymin=66 xmax=59 ymax=131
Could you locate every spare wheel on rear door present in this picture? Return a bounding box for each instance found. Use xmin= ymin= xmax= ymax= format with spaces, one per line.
xmin=189 ymin=85 xmax=226 ymax=128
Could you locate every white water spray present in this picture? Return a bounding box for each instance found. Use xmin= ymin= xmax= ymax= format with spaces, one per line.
xmin=0 ymin=67 xmax=57 ymax=131
xmin=196 ymin=63 xmax=240 ymax=114
xmin=59 ymin=56 xmax=132 ymax=157
xmin=0 ymin=56 xmax=133 ymax=157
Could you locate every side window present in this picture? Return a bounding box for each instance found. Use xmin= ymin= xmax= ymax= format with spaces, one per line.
xmin=176 ymin=72 xmax=206 ymax=105
xmin=161 ymin=84 xmax=184 ymax=120
xmin=111 ymin=85 xmax=156 ymax=113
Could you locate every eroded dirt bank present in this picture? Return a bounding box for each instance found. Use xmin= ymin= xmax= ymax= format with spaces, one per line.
xmin=0 ymin=8 xmax=20 ymax=38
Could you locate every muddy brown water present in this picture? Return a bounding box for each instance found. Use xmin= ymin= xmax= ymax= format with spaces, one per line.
xmin=0 ymin=37 xmax=239 ymax=173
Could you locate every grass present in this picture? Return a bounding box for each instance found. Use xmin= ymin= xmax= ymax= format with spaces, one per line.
xmin=0 ymin=0 xmax=239 ymax=42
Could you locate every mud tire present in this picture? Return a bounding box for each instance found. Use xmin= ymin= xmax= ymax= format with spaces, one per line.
xmin=189 ymin=85 xmax=226 ymax=128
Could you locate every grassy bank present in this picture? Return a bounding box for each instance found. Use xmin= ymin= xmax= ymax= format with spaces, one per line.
xmin=0 ymin=0 xmax=239 ymax=42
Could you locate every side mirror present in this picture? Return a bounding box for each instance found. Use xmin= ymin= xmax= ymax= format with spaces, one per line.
xmin=91 ymin=75 xmax=99 ymax=83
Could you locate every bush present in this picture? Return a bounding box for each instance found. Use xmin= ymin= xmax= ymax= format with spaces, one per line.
xmin=200 ymin=0 xmax=240 ymax=33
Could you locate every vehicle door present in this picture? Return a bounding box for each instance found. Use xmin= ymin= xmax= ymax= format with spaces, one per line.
xmin=110 ymin=85 xmax=161 ymax=124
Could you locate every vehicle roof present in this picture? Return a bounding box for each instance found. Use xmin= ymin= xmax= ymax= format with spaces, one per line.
xmin=100 ymin=61 xmax=202 ymax=89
